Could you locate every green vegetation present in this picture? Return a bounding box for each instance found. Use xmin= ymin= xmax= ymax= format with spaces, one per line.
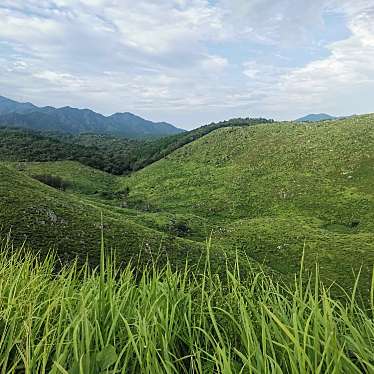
xmin=3 ymin=160 xmax=215 ymax=243
xmin=32 ymin=174 xmax=71 ymax=191
xmin=123 ymin=115 xmax=374 ymax=290
xmin=1 ymin=241 xmax=374 ymax=373
xmin=1 ymin=112 xmax=373 ymax=372
xmin=0 ymin=115 xmax=374 ymax=290
xmin=0 ymin=127 xmax=140 ymax=175
xmin=0 ymin=163 xmax=210 ymax=268
xmin=125 ymin=117 xmax=274 ymax=171
xmin=0 ymin=118 xmax=273 ymax=175
xmin=11 ymin=161 xmax=118 ymax=195
xmin=1 ymin=114 xmax=373 ymax=293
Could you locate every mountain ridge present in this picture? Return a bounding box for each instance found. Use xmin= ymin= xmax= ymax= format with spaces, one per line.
xmin=0 ymin=95 xmax=184 ymax=139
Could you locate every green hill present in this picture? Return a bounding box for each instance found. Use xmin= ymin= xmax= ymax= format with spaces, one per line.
xmin=2 ymin=114 xmax=373 ymax=293
xmin=0 ymin=163 xmax=208 ymax=268
xmin=296 ymin=113 xmax=337 ymax=122
xmin=0 ymin=118 xmax=273 ymax=175
xmin=8 ymin=161 xmax=118 ymax=195
xmin=123 ymin=115 xmax=374 ymax=289
xmin=5 ymin=160 xmax=215 ymax=243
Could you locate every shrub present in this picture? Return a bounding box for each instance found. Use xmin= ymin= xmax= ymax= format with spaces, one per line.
xmin=168 ymin=218 xmax=190 ymax=237
xmin=32 ymin=174 xmax=71 ymax=191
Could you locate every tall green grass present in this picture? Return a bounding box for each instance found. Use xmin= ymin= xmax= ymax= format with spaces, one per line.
xmin=0 ymin=239 xmax=373 ymax=373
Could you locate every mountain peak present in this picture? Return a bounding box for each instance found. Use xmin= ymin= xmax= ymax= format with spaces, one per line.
xmin=0 ymin=95 xmax=38 ymax=115
xmin=110 ymin=112 xmax=138 ymax=118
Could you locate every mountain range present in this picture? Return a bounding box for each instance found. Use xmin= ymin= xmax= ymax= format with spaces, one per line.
xmin=0 ymin=96 xmax=184 ymax=139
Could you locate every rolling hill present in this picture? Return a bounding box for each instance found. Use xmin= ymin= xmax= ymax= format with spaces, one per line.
xmin=0 ymin=163 xmax=211 ymax=269
xmin=0 ymin=95 xmax=184 ymax=139
xmin=122 ymin=114 xmax=374 ymax=290
xmin=1 ymin=114 xmax=373 ymax=294
xmin=0 ymin=117 xmax=273 ymax=174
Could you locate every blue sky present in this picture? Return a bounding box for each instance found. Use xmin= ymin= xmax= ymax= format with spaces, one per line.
xmin=0 ymin=0 xmax=373 ymax=129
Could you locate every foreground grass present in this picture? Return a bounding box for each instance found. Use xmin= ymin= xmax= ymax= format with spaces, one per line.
xmin=1 ymin=242 xmax=374 ymax=373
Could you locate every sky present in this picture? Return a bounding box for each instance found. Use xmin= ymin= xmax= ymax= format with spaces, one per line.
xmin=0 ymin=0 xmax=374 ymax=129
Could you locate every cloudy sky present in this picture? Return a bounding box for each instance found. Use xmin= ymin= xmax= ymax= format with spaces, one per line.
xmin=1 ymin=0 xmax=373 ymax=128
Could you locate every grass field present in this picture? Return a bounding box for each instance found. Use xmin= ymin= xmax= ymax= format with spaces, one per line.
xmin=10 ymin=161 xmax=118 ymax=195
xmin=1 ymin=240 xmax=374 ymax=373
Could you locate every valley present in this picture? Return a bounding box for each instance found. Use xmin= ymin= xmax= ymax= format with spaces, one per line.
xmin=1 ymin=114 xmax=373 ymax=294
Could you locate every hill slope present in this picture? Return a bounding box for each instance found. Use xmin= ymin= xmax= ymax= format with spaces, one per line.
xmin=0 ymin=163 xmax=207 ymax=268
xmin=0 ymin=118 xmax=274 ymax=175
xmin=0 ymin=126 xmax=142 ymax=174
xmin=2 ymin=115 xmax=373 ymax=292
xmin=0 ymin=96 xmax=184 ymax=139
xmin=123 ymin=115 xmax=374 ymax=289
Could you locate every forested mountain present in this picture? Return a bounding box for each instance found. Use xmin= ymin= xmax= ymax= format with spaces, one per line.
xmin=0 ymin=96 xmax=184 ymax=139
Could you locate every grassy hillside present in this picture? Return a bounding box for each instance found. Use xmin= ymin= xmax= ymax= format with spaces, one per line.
xmin=0 ymin=118 xmax=273 ymax=175
xmin=2 ymin=115 xmax=373 ymax=294
xmin=0 ymin=164 xmax=210 ymax=268
xmin=5 ymin=161 xmax=215 ymax=243
xmin=123 ymin=115 xmax=374 ymax=290
xmin=8 ymin=161 xmax=118 ymax=195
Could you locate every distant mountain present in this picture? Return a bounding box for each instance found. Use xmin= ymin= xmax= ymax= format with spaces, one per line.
xmin=0 ymin=95 xmax=38 ymax=115
xmin=107 ymin=112 xmax=182 ymax=138
xmin=0 ymin=96 xmax=184 ymax=139
xmin=296 ymin=113 xmax=337 ymax=122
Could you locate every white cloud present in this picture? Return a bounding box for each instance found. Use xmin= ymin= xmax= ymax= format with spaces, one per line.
xmin=219 ymin=0 xmax=328 ymax=45
xmin=234 ymin=1 xmax=374 ymax=119
xmin=200 ymin=55 xmax=229 ymax=72
xmin=0 ymin=0 xmax=373 ymax=126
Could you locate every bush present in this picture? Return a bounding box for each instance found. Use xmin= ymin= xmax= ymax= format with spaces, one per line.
xmin=32 ymin=174 xmax=71 ymax=191
xmin=168 ymin=218 xmax=190 ymax=237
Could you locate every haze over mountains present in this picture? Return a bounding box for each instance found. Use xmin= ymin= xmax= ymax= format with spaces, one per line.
xmin=0 ymin=96 xmax=184 ymax=139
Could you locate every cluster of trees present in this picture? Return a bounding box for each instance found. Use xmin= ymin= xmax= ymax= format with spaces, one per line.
xmin=0 ymin=128 xmax=139 ymax=175
xmin=32 ymin=174 xmax=71 ymax=191
xmin=0 ymin=118 xmax=274 ymax=175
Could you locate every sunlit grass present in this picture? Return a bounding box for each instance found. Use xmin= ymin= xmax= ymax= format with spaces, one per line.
xmin=0 ymin=238 xmax=373 ymax=373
